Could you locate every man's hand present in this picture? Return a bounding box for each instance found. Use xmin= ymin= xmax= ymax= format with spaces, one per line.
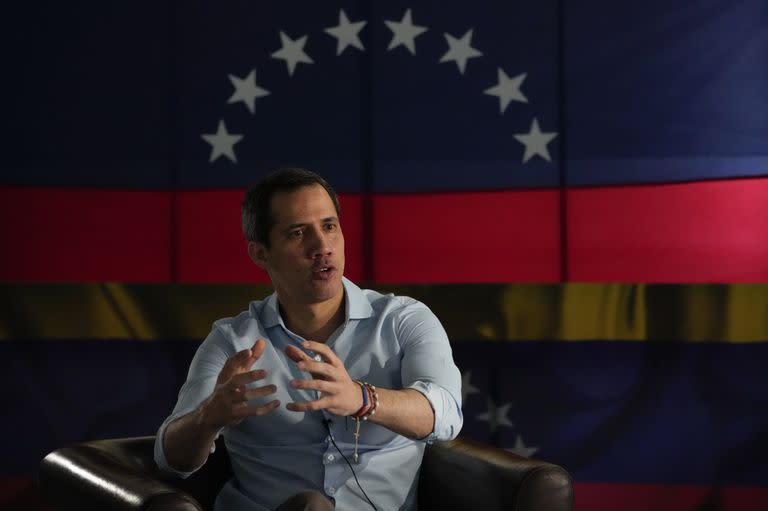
xmin=199 ymin=339 xmax=279 ymax=430
xmin=284 ymin=340 xmax=363 ymax=417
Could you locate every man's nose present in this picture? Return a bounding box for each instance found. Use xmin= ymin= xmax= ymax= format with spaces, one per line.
xmin=307 ymin=228 xmax=333 ymax=257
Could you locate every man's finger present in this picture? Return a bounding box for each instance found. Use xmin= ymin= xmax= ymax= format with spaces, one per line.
xmin=284 ymin=345 xmax=311 ymax=364
xmin=300 ymin=341 xmax=341 ymax=367
xmin=249 ymin=338 xmax=267 ymax=360
xmin=229 ymin=369 xmax=267 ymax=387
xmin=290 ymin=378 xmax=332 ymax=393
xmin=295 ymin=360 xmax=335 ymax=380
xmin=231 ymin=339 xmax=266 ymax=368
xmin=218 ymin=345 xmax=255 ymax=383
xmin=237 ymin=399 xmax=281 ymax=417
xmin=234 ymin=344 xmax=257 ymax=364
xmin=243 ymin=384 xmax=278 ymax=401
xmin=286 ymin=397 xmax=329 ymax=412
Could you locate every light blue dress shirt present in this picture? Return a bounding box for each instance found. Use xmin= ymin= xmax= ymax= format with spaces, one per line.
xmin=154 ymin=277 xmax=463 ymax=511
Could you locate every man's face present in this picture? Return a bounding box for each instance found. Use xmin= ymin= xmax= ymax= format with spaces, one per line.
xmin=251 ymin=184 xmax=345 ymax=306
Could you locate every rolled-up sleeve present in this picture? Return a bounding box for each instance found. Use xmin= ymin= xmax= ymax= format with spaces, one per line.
xmin=154 ymin=327 xmax=232 ymax=477
xmin=397 ymin=302 xmax=463 ymax=443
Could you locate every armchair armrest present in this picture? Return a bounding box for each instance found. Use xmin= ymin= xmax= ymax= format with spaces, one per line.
xmin=38 ymin=436 xmax=230 ymax=511
xmin=418 ymin=438 xmax=573 ymax=511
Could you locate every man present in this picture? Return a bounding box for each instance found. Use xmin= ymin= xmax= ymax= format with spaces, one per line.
xmin=154 ymin=168 xmax=463 ymax=510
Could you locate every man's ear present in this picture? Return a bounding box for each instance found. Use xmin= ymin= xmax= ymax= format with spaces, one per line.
xmin=247 ymin=241 xmax=269 ymax=270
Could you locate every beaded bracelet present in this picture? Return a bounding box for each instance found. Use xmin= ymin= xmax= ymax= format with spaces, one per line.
xmin=351 ymin=381 xmax=380 ymax=463
xmin=360 ymin=382 xmax=379 ymax=421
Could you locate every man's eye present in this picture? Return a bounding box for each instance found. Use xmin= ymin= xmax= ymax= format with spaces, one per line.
xmin=324 ymin=223 xmax=337 ymax=232
xmin=290 ymin=229 xmax=303 ymax=238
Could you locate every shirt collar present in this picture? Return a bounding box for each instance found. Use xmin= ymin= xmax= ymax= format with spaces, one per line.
xmin=259 ymin=276 xmax=373 ymax=328
xmin=343 ymin=276 xmax=374 ymax=320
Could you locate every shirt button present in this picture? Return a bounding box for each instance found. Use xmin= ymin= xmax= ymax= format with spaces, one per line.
xmin=326 ymin=453 xmax=335 ymax=462
xmin=326 ymin=486 xmax=336 ymax=496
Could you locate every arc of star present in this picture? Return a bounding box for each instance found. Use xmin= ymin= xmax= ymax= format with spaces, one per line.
xmin=476 ymin=398 xmax=514 ymax=434
xmin=271 ymin=31 xmax=314 ymax=76
xmin=384 ymin=8 xmax=428 ymax=55
xmin=439 ymin=28 xmax=483 ymax=75
xmin=484 ymin=68 xmax=528 ymax=113
xmin=513 ymin=118 xmax=558 ymax=163
xmin=461 ymin=371 xmax=480 ymax=406
xmin=325 ymin=9 xmax=367 ymax=56
xmin=506 ymin=434 xmax=539 ymax=458
xmin=227 ymin=69 xmax=270 ymax=115
xmin=201 ymin=120 xmax=243 ymax=163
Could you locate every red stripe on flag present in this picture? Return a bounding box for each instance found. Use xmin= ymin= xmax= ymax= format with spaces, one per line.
xmin=8 ymin=180 xmax=766 ymax=283
xmin=573 ymin=482 xmax=768 ymax=511
xmin=0 ymin=187 xmax=171 ymax=282
xmin=175 ymin=191 xmax=363 ymax=283
xmin=175 ymin=190 xmax=265 ymax=283
xmin=372 ymin=190 xmax=561 ymax=283
xmin=568 ymin=178 xmax=768 ymax=282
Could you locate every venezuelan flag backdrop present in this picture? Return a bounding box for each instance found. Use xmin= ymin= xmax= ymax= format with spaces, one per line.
xmin=2 ymin=1 xmax=767 ymax=510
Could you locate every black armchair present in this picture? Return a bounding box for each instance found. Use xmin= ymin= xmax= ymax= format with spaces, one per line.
xmin=39 ymin=436 xmax=573 ymax=510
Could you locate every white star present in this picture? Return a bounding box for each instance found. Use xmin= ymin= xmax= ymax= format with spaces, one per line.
xmin=439 ymin=29 xmax=483 ymax=75
xmin=461 ymin=371 xmax=480 ymax=406
xmin=484 ymin=68 xmax=528 ymax=113
xmin=476 ymin=398 xmax=514 ymax=433
xmin=384 ymin=8 xmax=428 ymax=55
xmin=506 ymin=434 xmax=539 ymax=458
xmin=201 ymin=120 xmax=243 ymax=163
xmin=227 ymin=69 xmax=270 ymax=115
xmin=325 ymin=9 xmax=367 ymax=56
xmin=513 ymin=118 xmax=558 ymax=163
xmin=271 ymin=31 xmax=314 ymax=76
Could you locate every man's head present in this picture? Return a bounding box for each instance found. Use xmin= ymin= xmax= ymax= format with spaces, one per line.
xmin=242 ymin=168 xmax=340 ymax=249
xmin=243 ymin=168 xmax=344 ymax=306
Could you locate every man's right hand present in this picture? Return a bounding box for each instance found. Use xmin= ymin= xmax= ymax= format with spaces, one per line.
xmin=199 ymin=339 xmax=279 ymax=430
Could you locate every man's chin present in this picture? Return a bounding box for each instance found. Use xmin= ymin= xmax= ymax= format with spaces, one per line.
xmin=307 ymin=277 xmax=343 ymax=302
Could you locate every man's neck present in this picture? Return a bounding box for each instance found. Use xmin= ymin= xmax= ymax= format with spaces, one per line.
xmin=279 ymin=293 xmax=346 ymax=343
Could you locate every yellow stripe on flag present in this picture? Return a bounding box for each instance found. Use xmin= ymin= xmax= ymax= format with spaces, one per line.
xmin=1 ymin=284 xmax=766 ymax=342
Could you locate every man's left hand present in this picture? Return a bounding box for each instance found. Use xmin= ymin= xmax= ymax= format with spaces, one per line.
xmin=284 ymin=340 xmax=363 ymax=417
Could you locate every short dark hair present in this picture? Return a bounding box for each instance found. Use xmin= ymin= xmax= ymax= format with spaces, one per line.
xmin=242 ymin=168 xmax=341 ymax=248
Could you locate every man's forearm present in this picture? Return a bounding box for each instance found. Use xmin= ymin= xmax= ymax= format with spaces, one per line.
xmin=162 ymin=406 xmax=221 ymax=472
xmin=366 ymin=387 xmax=435 ymax=440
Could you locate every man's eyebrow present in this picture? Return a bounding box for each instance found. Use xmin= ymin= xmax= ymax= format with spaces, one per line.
xmin=283 ymin=217 xmax=338 ymax=230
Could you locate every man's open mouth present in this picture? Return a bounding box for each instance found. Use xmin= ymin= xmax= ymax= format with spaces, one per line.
xmin=312 ymin=265 xmax=336 ymax=278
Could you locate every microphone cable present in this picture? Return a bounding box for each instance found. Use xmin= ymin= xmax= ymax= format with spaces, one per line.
xmin=323 ymin=418 xmax=378 ymax=511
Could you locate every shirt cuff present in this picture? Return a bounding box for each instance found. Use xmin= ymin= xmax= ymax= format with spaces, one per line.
xmin=406 ymin=380 xmax=462 ymax=443
xmin=153 ymin=413 xmax=223 ymax=479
